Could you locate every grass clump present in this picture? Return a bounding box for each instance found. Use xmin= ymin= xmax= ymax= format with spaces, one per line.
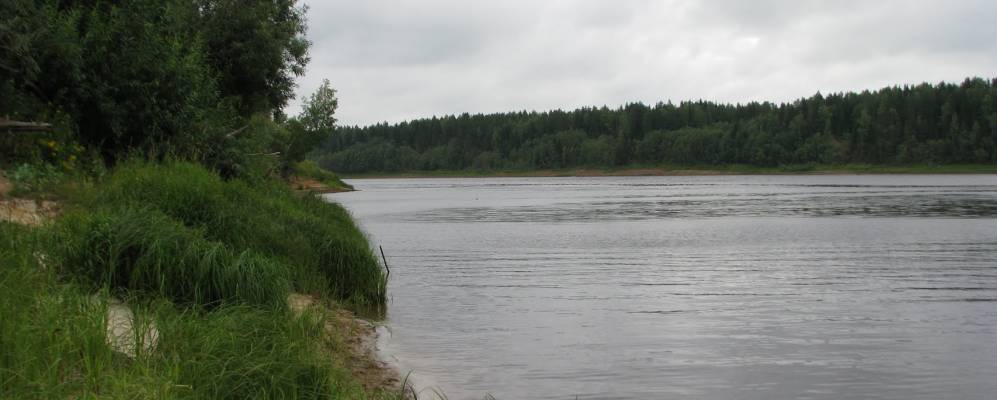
xmin=150 ymin=304 xmax=356 ymax=399
xmin=0 ymin=223 xmax=384 ymax=398
xmin=0 ymin=222 xmax=143 ymax=398
xmin=55 ymin=207 xmax=290 ymax=310
xmin=86 ymin=161 xmax=385 ymax=307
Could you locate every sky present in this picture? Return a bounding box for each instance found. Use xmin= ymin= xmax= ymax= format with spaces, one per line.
xmin=286 ymin=0 xmax=997 ymax=127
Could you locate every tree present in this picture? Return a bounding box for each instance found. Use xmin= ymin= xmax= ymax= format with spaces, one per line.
xmin=195 ymin=0 xmax=310 ymax=116
xmin=298 ymin=79 xmax=338 ymax=134
xmin=282 ymin=80 xmax=338 ymax=173
xmin=1 ymin=1 xmax=237 ymax=162
xmin=310 ymin=78 xmax=997 ymax=172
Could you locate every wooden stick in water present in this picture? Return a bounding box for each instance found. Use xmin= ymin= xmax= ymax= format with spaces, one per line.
xmin=379 ymin=245 xmax=390 ymax=279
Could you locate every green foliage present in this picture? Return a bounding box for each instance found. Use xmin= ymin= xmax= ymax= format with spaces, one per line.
xmin=151 ymin=305 xmax=342 ymax=399
xmin=316 ymin=78 xmax=997 ymax=172
xmin=316 ymin=139 xmax=422 ymax=172
xmin=282 ymin=79 xmax=340 ymax=173
xmin=0 ymin=0 xmax=315 ymax=174
xmin=1 ymin=1 xmax=385 ymax=396
xmin=206 ymin=114 xmax=289 ymax=179
xmin=8 ymin=162 xmax=64 ymax=194
xmin=298 ymin=79 xmax=340 ymax=134
xmin=0 ymin=223 xmax=388 ymax=399
xmin=55 ymin=207 xmax=291 ymax=309
xmin=75 ymin=2 xmax=230 ymax=159
xmin=195 ymin=0 xmax=310 ymax=116
xmin=0 ymin=226 xmax=113 ymax=397
xmin=87 ymin=162 xmax=385 ymax=307
xmin=0 ymin=1 xmax=234 ymax=161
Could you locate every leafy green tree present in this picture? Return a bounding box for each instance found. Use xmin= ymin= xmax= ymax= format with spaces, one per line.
xmin=194 ymin=0 xmax=310 ymax=116
xmin=0 ymin=0 xmax=315 ymax=173
xmin=282 ymin=79 xmax=338 ymax=173
xmin=297 ymin=79 xmax=339 ymax=134
xmin=2 ymin=1 xmax=236 ymax=161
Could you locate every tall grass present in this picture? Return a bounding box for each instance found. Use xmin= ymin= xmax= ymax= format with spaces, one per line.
xmin=0 ymin=223 xmax=376 ymax=398
xmin=84 ymin=161 xmax=386 ymax=307
xmin=146 ymin=303 xmax=358 ymax=399
xmin=55 ymin=207 xmax=290 ymax=309
xmin=0 ymin=222 xmax=153 ymax=398
xmin=1 ymin=161 xmax=398 ymax=398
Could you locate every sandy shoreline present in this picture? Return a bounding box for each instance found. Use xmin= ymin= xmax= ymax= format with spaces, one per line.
xmin=287 ymin=293 xmax=408 ymax=395
xmin=290 ymin=176 xmax=355 ymax=193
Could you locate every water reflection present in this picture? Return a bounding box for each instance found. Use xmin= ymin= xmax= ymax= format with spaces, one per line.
xmin=403 ymin=192 xmax=997 ymax=222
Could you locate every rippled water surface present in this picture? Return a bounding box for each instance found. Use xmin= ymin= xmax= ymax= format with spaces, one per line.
xmin=327 ymin=175 xmax=997 ymax=400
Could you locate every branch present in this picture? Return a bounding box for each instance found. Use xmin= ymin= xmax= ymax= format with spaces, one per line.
xmin=225 ymin=125 xmax=249 ymax=138
xmin=246 ymin=151 xmax=281 ymax=157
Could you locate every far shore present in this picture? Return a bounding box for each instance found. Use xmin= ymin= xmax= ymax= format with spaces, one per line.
xmin=340 ymin=164 xmax=997 ymax=179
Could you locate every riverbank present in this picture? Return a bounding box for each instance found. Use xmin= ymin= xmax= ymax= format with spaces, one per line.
xmin=287 ymin=293 xmax=403 ymax=393
xmin=341 ymin=164 xmax=997 ymax=178
xmin=290 ymin=175 xmax=356 ymax=194
xmin=0 ymin=162 xmax=403 ymax=399
xmin=294 ymin=160 xmax=355 ymax=192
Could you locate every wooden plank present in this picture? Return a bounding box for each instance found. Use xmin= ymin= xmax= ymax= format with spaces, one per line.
xmin=0 ymin=117 xmax=52 ymax=132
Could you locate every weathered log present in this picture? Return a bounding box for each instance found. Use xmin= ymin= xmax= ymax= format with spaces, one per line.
xmin=0 ymin=117 xmax=52 ymax=132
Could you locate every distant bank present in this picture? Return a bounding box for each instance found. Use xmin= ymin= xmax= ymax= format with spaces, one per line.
xmin=341 ymin=164 xmax=997 ymax=179
xmin=316 ymin=78 xmax=997 ymax=176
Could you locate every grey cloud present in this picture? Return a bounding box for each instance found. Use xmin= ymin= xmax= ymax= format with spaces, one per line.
xmin=288 ymin=0 xmax=997 ymax=126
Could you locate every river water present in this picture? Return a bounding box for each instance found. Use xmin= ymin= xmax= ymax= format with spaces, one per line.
xmin=327 ymin=175 xmax=997 ymax=400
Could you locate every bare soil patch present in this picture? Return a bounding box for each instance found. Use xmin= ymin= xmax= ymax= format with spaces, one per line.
xmin=289 ymin=177 xmax=353 ymax=194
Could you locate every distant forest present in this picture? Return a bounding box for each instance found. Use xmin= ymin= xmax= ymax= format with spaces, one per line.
xmin=313 ymin=78 xmax=997 ymax=173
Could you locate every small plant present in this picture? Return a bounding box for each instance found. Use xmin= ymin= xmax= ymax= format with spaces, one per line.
xmin=8 ymin=162 xmax=64 ymax=194
xmin=38 ymin=138 xmax=85 ymax=172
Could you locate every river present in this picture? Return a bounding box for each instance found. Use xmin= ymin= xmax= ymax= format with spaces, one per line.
xmin=327 ymin=175 xmax=997 ymax=400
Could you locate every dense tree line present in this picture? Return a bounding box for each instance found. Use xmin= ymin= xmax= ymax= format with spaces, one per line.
xmin=1 ymin=0 xmax=330 ymax=177
xmin=314 ymin=78 xmax=997 ymax=173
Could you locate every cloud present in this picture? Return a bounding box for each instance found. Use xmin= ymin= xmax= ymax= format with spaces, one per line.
xmin=288 ymin=0 xmax=997 ymax=126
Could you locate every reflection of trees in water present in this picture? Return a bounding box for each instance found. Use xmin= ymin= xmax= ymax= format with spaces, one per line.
xmin=404 ymin=194 xmax=997 ymax=222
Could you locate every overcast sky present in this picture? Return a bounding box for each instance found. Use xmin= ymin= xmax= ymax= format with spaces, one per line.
xmin=286 ymin=0 xmax=997 ymax=126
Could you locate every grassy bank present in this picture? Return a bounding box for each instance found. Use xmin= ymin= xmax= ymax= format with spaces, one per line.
xmin=293 ymin=160 xmax=355 ymax=192
xmin=340 ymin=163 xmax=997 ymax=178
xmin=0 ymin=162 xmax=399 ymax=399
